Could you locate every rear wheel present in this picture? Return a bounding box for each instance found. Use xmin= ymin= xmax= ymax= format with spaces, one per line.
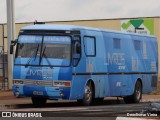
xmin=123 ymin=80 xmax=142 ymax=104
xmin=31 ymin=97 xmax=47 ymax=107
xmin=133 ymin=80 xmax=142 ymax=103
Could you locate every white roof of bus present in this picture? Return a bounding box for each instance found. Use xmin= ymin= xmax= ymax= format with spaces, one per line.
xmin=21 ymin=24 xmax=156 ymax=38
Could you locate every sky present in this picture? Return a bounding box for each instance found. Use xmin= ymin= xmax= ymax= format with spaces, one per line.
xmin=0 ymin=0 xmax=160 ymax=23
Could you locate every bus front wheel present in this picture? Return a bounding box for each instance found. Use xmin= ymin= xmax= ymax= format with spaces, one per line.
xmin=123 ymin=80 xmax=142 ymax=104
xmin=78 ymin=81 xmax=94 ymax=106
xmin=31 ymin=97 xmax=47 ymax=107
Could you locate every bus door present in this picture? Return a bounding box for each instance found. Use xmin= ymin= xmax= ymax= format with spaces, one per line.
xmin=70 ymin=36 xmax=83 ymax=99
xmin=72 ymin=35 xmax=81 ymax=67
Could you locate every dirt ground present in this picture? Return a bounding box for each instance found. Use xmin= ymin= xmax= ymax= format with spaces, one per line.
xmin=149 ymin=81 xmax=160 ymax=95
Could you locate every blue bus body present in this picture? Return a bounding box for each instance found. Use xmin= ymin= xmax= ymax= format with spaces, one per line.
xmin=12 ymin=24 xmax=158 ymax=105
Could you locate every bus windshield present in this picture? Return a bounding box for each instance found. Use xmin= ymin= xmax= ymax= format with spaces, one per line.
xmin=15 ymin=35 xmax=71 ymax=67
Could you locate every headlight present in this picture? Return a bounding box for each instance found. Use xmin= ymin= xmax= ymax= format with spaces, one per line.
xmin=53 ymin=81 xmax=71 ymax=87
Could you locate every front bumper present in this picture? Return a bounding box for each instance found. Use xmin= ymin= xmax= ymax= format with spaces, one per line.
xmin=12 ymin=85 xmax=70 ymax=100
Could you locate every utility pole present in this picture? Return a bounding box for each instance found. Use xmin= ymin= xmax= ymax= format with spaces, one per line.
xmin=6 ymin=0 xmax=15 ymax=89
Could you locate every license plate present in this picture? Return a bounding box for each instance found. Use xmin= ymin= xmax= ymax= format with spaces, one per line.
xmin=33 ymin=91 xmax=43 ymax=95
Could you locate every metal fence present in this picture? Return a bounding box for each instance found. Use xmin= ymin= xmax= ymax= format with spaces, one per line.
xmin=0 ymin=24 xmax=8 ymax=90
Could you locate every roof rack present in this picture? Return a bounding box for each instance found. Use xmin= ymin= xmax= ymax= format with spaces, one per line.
xmin=34 ymin=20 xmax=45 ymax=25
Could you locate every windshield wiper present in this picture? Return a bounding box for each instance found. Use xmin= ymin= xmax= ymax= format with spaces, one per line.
xmin=25 ymin=44 xmax=39 ymax=67
xmin=39 ymin=46 xmax=53 ymax=68
xmin=34 ymin=44 xmax=39 ymax=60
xmin=43 ymin=53 xmax=53 ymax=68
xmin=39 ymin=46 xmax=46 ymax=65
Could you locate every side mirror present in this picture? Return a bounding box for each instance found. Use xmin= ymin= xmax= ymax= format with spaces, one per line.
xmin=10 ymin=44 xmax=14 ymax=54
xmin=73 ymin=41 xmax=81 ymax=66
xmin=74 ymin=41 xmax=81 ymax=54
xmin=10 ymin=40 xmax=17 ymax=54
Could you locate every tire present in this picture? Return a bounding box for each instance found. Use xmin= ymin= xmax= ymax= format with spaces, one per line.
xmin=133 ymin=80 xmax=142 ymax=103
xmin=31 ymin=97 xmax=47 ymax=107
xmin=78 ymin=81 xmax=94 ymax=106
xmin=124 ymin=80 xmax=142 ymax=104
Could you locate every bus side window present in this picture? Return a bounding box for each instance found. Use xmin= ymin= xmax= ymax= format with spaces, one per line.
xmin=84 ymin=36 xmax=96 ymax=57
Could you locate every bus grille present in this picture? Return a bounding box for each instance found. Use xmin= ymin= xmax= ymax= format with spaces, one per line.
xmin=14 ymin=79 xmax=71 ymax=87
xmin=24 ymin=80 xmax=52 ymax=86
xmin=13 ymin=80 xmax=53 ymax=86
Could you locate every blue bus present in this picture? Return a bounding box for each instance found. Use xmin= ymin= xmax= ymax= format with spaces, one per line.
xmin=11 ymin=24 xmax=158 ymax=107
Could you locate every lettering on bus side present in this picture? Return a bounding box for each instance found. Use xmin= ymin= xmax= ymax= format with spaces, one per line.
xmin=104 ymin=52 xmax=126 ymax=70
